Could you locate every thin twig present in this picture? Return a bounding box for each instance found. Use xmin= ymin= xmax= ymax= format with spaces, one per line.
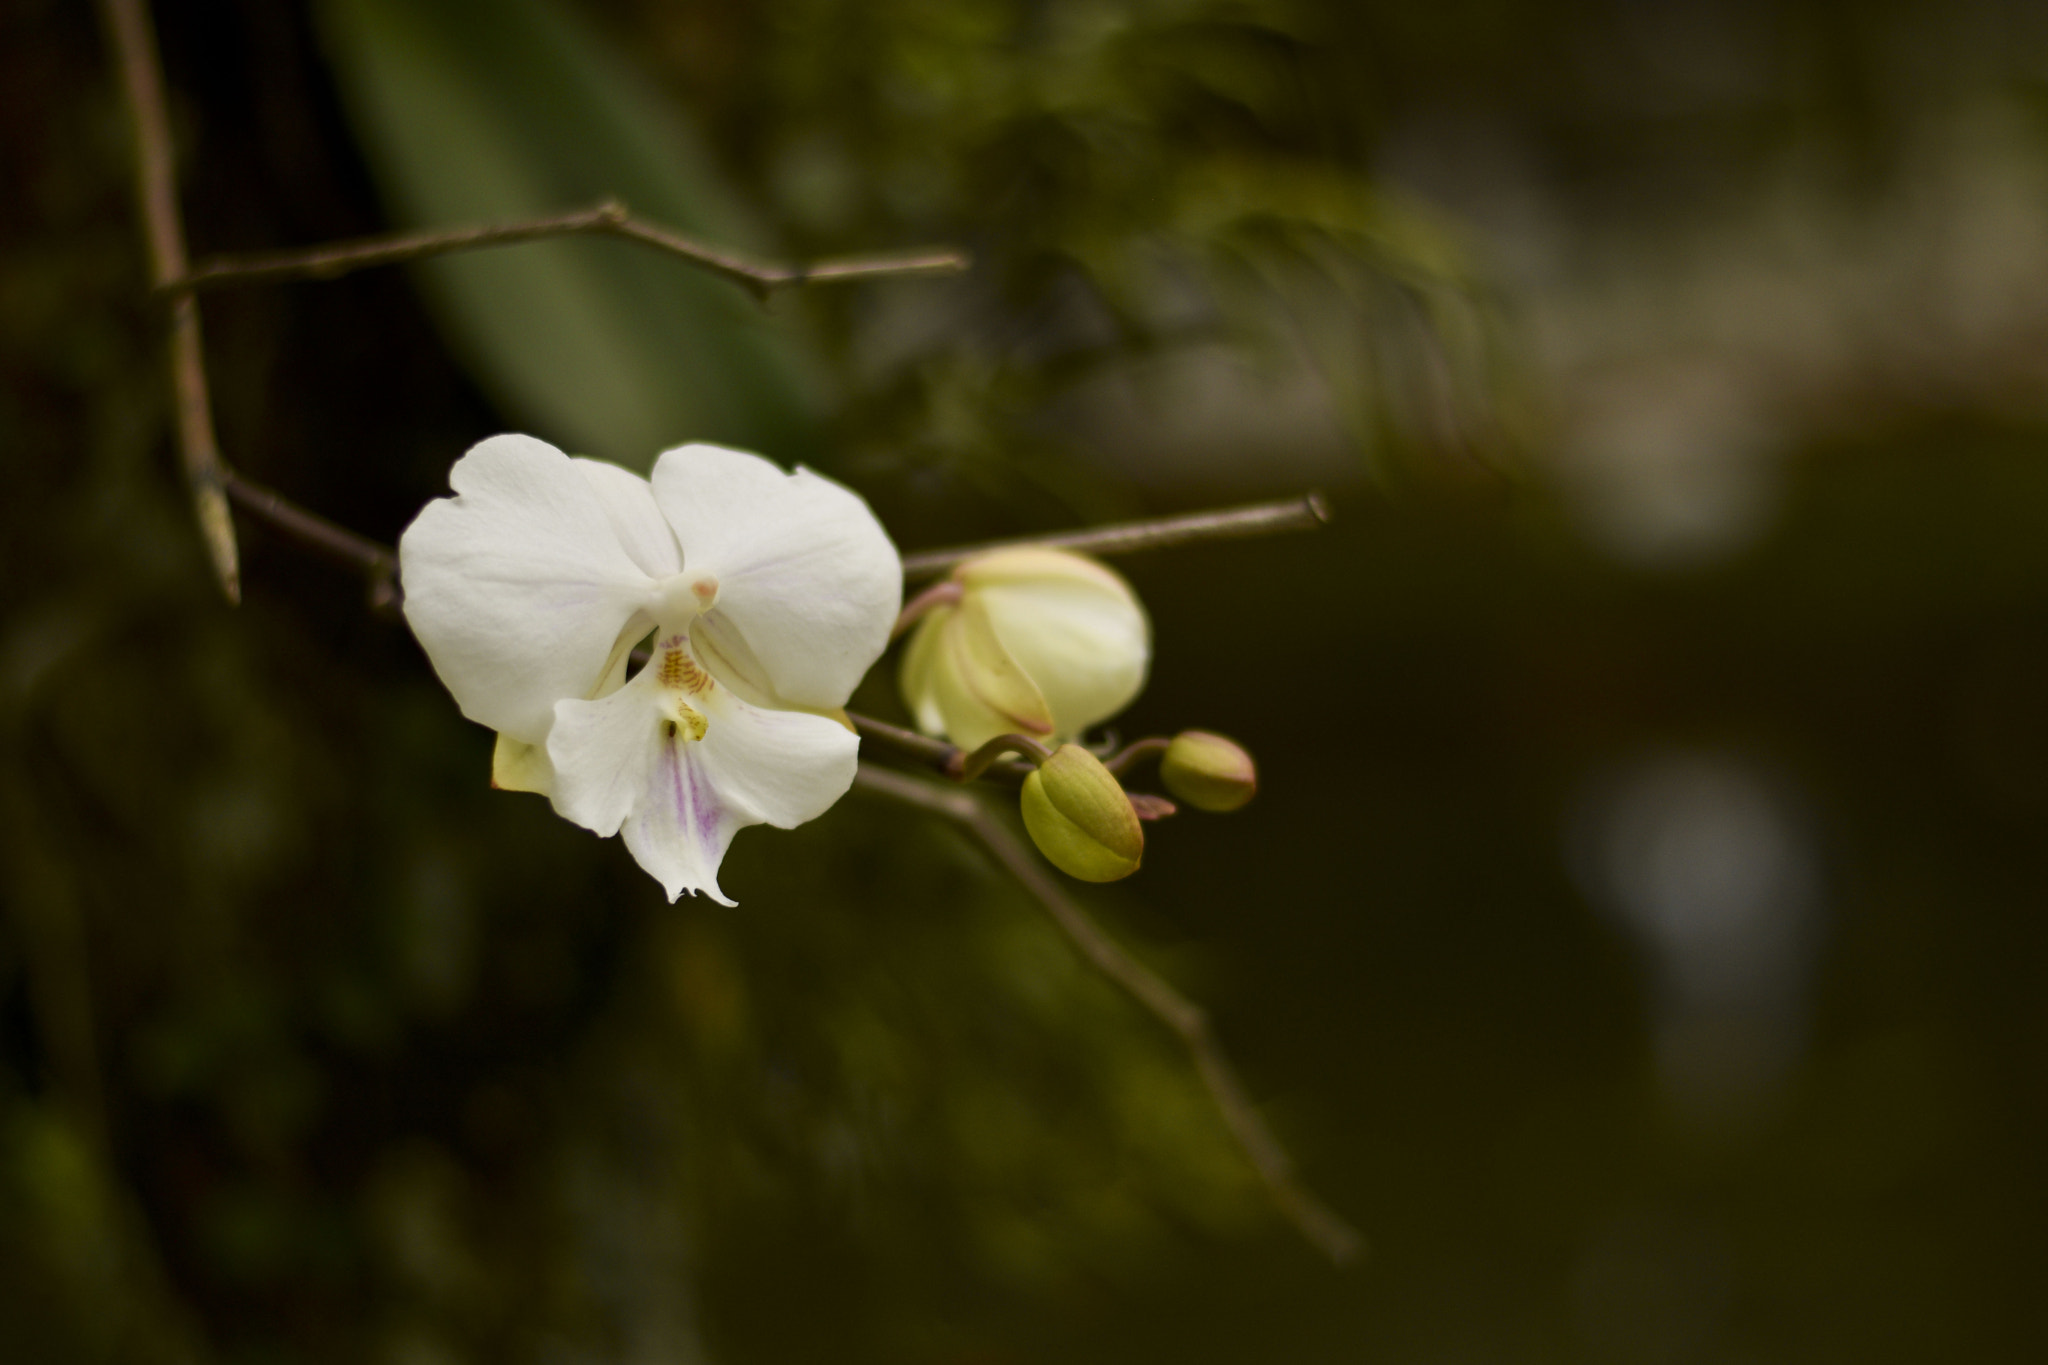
xmin=99 ymin=0 xmax=239 ymax=602
xmin=169 ymin=198 xmax=971 ymax=305
xmin=849 ymin=712 xmax=1038 ymax=785
xmin=221 ymin=471 xmax=401 ymax=610
xmin=850 ymin=712 xmax=966 ymax=775
xmin=853 ymin=763 xmax=1363 ymax=1265
xmin=902 ymin=491 xmax=1333 ymax=580
xmin=952 ymin=732 xmax=1053 ymax=782
xmin=1103 ymin=736 xmax=1172 ymax=778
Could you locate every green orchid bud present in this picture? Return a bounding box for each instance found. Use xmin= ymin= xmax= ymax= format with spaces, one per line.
xmin=901 ymin=548 xmax=1150 ymax=753
xmin=1159 ymin=730 xmax=1258 ymax=812
xmin=1020 ymin=744 xmax=1145 ymax=882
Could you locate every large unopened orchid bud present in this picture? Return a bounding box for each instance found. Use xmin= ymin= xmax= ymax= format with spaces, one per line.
xmin=1020 ymin=744 xmax=1144 ymax=882
xmin=1159 ymin=730 xmax=1258 ymax=812
xmin=900 ymin=548 xmax=1150 ymax=753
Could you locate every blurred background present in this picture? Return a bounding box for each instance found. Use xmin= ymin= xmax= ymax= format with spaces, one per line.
xmin=5 ymin=0 xmax=2048 ymax=1360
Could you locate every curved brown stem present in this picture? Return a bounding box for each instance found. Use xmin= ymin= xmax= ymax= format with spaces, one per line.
xmin=853 ymin=764 xmax=1363 ymax=1265
xmin=848 ymin=712 xmax=1036 ymax=784
xmin=1103 ymin=736 xmax=1172 ymax=778
xmin=892 ymin=578 xmax=963 ymax=639
xmin=949 ymin=733 xmax=1054 ymax=782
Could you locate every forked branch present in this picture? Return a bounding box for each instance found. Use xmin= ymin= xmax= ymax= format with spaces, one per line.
xmin=99 ymin=0 xmax=239 ymax=601
xmin=102 ymin=0 xmax=966 ymax=602
xmin=221 ymin=471 xmax=400 ymax=610
xmin=853 ymin=763 xmax=1363 ymax=1265
xmin=169 ymin=198 xmax=971 ymax=304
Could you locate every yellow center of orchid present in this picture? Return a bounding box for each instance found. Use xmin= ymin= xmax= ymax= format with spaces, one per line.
xmin=655 ymin=635 xmax=712 ymax=741
xmin=638 ymin=575 xmax=723 ymax=743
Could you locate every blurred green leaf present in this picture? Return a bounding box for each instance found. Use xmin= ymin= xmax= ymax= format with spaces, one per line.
xmin=316 ymin=0 xmax=824 ymax=468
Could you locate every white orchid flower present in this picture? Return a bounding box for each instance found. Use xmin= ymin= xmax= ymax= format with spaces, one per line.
xmin=399 ymin=434 xmax=900 ymax=905
xmin=898 ymin=547 xmax=1150 ymax=753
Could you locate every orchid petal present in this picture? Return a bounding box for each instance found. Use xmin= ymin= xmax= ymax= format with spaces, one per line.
xmin=954 ymin=593 xmax=1055 ymax=738
xmin=650 ymin=443 xmax=899 ymax=709
xmin=487 ymin=612 xmax=642 ymax=800
xmin=492 ymin=732 xmax=554 ymax=794
xmin=545 ymin=646 xmax=859 ymax=904
xmin=573 ymin=457 xmax=682 ymax=578
xmin=400 ymin=434 xmax=656 ymax=742
xmin=689 ymin=608 xmax=779 ymax=709
xmin=897 ymin=603 xmax=953 ymax=736
xmin=544 ymin=666 xmax=664 ymax=840
xmin=971 ymin=562 xmax=1149 ymax=741
xmin=907 ymin=594 xmax=1056 ymax=753
xmin=690 ymin=690 xmax=861 ymax=833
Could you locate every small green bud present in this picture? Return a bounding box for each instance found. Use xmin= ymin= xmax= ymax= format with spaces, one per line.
xmin=1159 ymin=730 xmax=1258 ymax=812
xmin=1020 ymin=744 xmax=1144 ymax=882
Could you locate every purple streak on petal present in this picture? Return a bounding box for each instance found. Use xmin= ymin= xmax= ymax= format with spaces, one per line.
xmin=666 ymin=736 xmax=689 ymax=831
xmin=688 ymin=748 xmax=720 ymax=848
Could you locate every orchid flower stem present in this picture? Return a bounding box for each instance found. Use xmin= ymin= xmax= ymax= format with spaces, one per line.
xmin=892 ymin=579 xmax=963 ymax=640
xmin=901 ymin=492 xmax=1332 ymax=580
xmin=950 ymin=733 xmax=1054 ymax=782
xmin=852 ymin=763 xmax=1365 ymax=1266
xmin=165 ymin=198 xmax=971 ymax=306
xmin=1102 ymin=736 xmax=1172 ymax=778
xmin=848 ymin=713 xmax=1037 ymax=784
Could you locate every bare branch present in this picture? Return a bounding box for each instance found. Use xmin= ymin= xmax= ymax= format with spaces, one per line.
xmin=98 ymin=0 xmax=239 ymax=601
xmin=168 ymin=198 xmax=971 ymax=304
xmin=221 ymin=471 xmax=401 ymax=610
xmin=902 ymin=492 xmax=1333 ymax=580
xmin=853 ymin=763 xmax=1363 ymax=1265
